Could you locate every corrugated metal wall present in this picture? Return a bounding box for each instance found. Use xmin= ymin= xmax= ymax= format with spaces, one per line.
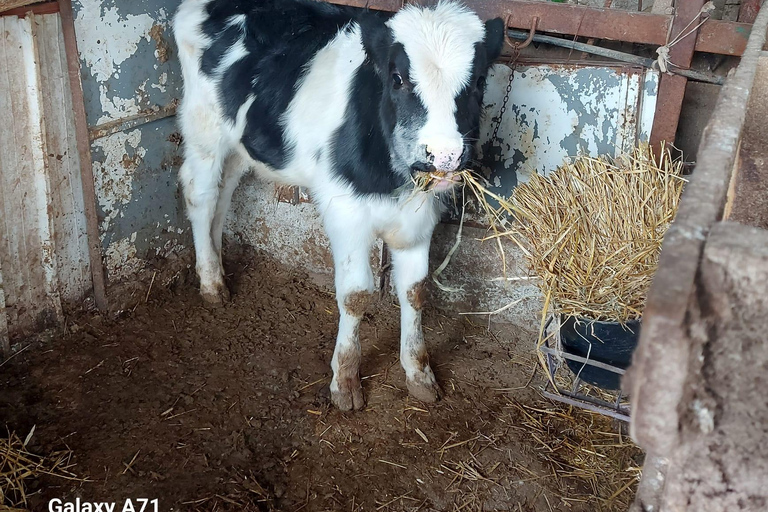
xmin=0 ymin=12 xmax=90 ymax=341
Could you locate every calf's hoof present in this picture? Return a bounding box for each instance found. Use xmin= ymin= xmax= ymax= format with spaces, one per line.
xmin=331 ymin=375 xmax=365 ymax=411
xmin=200 ymin=281 xmax=231 ymax=305
xmin=407 ymin=367 xmax=442 ymax=404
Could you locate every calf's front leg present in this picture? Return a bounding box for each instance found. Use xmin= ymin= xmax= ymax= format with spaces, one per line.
xmin=391 ymin=242 xmax=442 ymax=403
xmin=327 ymin=231 xmax=375 ymax=411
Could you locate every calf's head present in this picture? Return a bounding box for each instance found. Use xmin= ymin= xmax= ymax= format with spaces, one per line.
xmin=362 ymin=1 xmax=505 ymax=191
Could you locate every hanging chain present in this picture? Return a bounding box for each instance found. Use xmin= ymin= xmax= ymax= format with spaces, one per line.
xmin=491 ymin=44 xmax=521 ymax=144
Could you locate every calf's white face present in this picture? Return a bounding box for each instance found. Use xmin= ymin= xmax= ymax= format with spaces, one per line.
xmin=362 ymin=2 xmax=505 ymax=189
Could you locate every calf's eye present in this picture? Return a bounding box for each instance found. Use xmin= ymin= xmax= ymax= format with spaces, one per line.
xmin=392 ymin=72 xmax=404 ymax=89
xmin=477 ymin=76 xmax=487 ymax=89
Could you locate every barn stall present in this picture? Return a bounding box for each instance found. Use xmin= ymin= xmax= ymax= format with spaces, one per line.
xmin=0 ymin=0 xmax=766 ymax=511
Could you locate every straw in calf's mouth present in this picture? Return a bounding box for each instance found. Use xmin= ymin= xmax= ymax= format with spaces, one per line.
xmin=410 ymin=170 xmax=467 ymax=193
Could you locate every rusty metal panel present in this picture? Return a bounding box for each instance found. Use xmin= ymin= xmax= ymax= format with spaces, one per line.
xmin=71 ymin=0 xmax=188 ymax=282
xmin=0 ymin=14 xmax=64 ymax=337
xmin=476 ymin=63 xmax=658 ymax=196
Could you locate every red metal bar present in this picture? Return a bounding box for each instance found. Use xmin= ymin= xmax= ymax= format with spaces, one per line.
xmin=325 ymin=0 xmax=752 ymax=57
xmin=491 ymin=2 xmax=751 ymax=57
xmin=739 ymin=0 xmax=762 ymax=23
xmin=650 ymin=0 xmax=707 ymax=149
xmin=696 ymin=19 xmax=751 ymax=56
xmin=58 ymin=0 xmax=108 ymax=311
xmin=0 ymin=1 xmax=58 ymax=17
xmin=475 ymin=1 xmax=671 ymax=46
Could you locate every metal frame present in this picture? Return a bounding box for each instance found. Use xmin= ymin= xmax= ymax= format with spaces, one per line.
xmin=649 ymin=0 xmax=706 ymax=150
xmin=326 ymin=0 xmax=754 ymax=57
xmin=325 ymin=0 xmax=757 ymax=152
xmin=539 ymin=316 xmax=631 ymax=423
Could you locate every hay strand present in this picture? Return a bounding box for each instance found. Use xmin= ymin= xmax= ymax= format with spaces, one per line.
xmin=1 ymin=429 xmax=88 ymax=509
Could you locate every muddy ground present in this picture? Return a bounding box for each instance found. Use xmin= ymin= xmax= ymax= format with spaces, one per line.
xmin=1 ymin=249 xmax=642 ymax=511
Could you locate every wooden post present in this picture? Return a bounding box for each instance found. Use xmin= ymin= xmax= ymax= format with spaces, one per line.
xmin=58 ymin=0 xmax=108 ymax=311
xmin=0 ymin=260 xmax=9 ymax=357
xmin=0 ymin=0 xmax=41 ymax=13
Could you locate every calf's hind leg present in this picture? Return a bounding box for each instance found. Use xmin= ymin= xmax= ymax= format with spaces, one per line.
xmin=211 ymin=152 xmax=250 ymax=266
xmin=391 ymin=242 xmax=442 ymax=403
xmin=179 ymin=148 xmax=229 ymax=304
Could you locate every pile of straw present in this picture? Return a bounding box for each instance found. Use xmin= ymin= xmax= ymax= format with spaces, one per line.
xmin=464 ymin=144 xmax=685 ymax=324
xmin=1 ymin=429 xmax=86 ymax=509
xmin=508 ymin=397 xmax=643 ymax=511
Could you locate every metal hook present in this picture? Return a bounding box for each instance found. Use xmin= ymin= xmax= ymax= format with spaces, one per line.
xmin=504 ymin=15 xmax=539 ymax=51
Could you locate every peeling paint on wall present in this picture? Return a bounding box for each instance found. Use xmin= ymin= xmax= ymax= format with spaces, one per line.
xmin=74 ymin=0 xmax=162 ymax=83
xmin=477 ymin=64 xmax=659 ymax=196
xmin=73 ymin=0 xmax=187 ymax=283
xmin=92 ymin=129 xmax=143 ymax=235
xmin=104 ymin=233 xmax=141 ymax=278
xmin=74 ymin=0 xmax=171 ymax=124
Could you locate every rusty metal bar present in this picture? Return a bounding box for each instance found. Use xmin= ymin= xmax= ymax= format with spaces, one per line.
xmin=650 ymin=1 xmax=707 ymax=149
xmin=89 ymin=103 xmax=178 ymax=141
xmin=0 ymin=1 xmax=57 ymax=17
xmin=325 ymin=0 xmax=753 ymax=57
xmin=538 ymin=345 xmax=627 ymax=375
xmin=506 ymin=28 xmax=724 ymax=85
xmin=739 ymin=0 xmax=762 ymax=23
xmin=542 ymin=390 xmax=631 ymax=422
xmin=695 ymin=18 xmax=752 ymax=56
xmin=59 ymin=0 xmax=108 ymax=312
xmin=628 ymin=2 xmax=768 ymax=454
xmin=478 ymin=1 xmax=670 ymax=45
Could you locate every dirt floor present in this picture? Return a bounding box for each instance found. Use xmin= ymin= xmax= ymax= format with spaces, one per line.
xmin=1 ymin=249 xmax=643 ymax=512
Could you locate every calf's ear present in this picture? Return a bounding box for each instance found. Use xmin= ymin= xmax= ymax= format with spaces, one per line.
xmin=484 ymin=18 xmax=506 ymax=64
xmin=359 ymin=12 xmax=392 ymax=76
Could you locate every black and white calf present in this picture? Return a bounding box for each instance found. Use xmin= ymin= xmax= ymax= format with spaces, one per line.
xmin=173 ymin=0 xmax=504 ymax=410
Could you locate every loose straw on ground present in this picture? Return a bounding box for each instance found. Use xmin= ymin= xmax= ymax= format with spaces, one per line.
xmin=1 ymin=429 xmax=88 ymax=509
